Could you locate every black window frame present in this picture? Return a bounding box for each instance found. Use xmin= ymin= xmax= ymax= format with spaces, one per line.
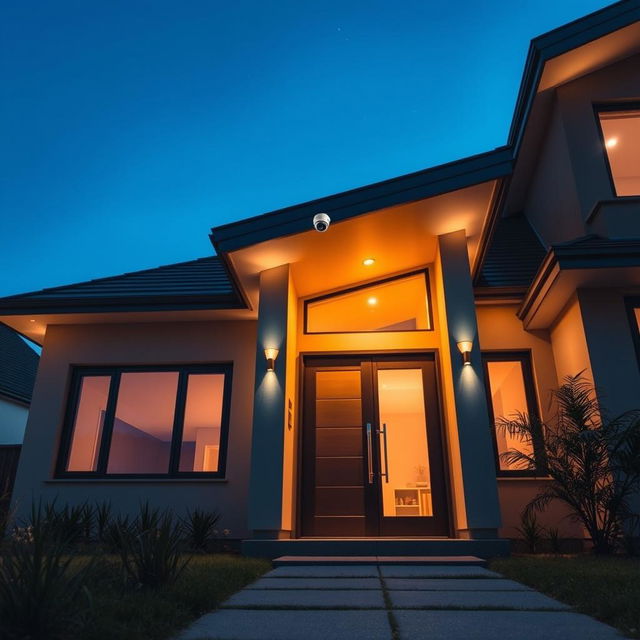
xmin=56 ymin=363 xmax=233 ymax=479
xmin=481 ymin=351 xmax=545 ymax=478
xmin=303 ymin=269 xmax=434 ymax=335
xmin=625 ymin=297 xmax=640 ymax=374
xmin=594 ymin=102 xmax=640 ymax=198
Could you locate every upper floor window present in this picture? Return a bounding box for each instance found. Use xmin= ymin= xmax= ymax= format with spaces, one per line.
xmin=598 ymin=107 xmax=640 ymax=196
xmin=57 ymin=364 xmax=232 ymax=478
xmin=305 ymin=271 xmax=432 ymax=334
xmin=482 ymin=352 xmax=544 ymax=477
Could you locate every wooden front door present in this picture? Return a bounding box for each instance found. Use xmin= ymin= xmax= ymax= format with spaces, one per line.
xmin=300 ymin=354 xmax=449 ymax=537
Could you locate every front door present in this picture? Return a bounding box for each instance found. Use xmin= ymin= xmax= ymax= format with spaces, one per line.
xmin=301 ymin=354 xmax=449 ymax=537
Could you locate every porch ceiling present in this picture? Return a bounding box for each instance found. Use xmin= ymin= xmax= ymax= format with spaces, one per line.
xmin=226 ymin=180 xmax=497 ymax=306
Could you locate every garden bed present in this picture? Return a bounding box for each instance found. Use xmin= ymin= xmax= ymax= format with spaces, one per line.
xmin=490 ymin=555 xmax=640 ymax=639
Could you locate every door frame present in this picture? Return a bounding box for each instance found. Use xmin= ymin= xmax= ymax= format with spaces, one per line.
xmin=295 ymin=350 xmax=453 ymax=538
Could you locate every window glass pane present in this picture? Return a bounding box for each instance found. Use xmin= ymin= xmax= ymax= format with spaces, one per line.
xmin=599 ymin=110 xmax=640 ymax=196
xmin=67 ymin=376 xmax=110 ymax=471
xmin=306 ymin=273 xmax=430 ymax=333
xmin=179 ymin=374 xmax=225 ymax=472
xmin=486 ymin=361 xmax=534 ymax=471
xmin=107 ymin=372 xmax=178 ymax=474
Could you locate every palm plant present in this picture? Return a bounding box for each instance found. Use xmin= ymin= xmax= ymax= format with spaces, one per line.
xmin=496 ymin=373 xmax=640 ymax=555
xmin=515 ymin=511 xmax=544 ymax=553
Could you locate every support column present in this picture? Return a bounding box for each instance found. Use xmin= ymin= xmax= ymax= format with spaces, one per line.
xmin=438 ymin=230 xmax=502 ymax=538
xmin=247 ymin=264 xmax=291 ymax=539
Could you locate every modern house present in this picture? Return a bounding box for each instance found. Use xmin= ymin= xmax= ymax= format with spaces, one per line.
xmin=1 ymin=1 xmax=639 ymax=556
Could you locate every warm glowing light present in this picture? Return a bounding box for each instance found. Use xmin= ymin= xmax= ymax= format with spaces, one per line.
xmin=605 ymin=137 xmax=618 ymax=149
xmin=362 ymin=258 xmax=375 ymax=266
xmin=367 ymin=296 xmax=378 ymax=306
xmin=264 ymin=348 xmax=279 ymax=371
xmin=457 ymin=340 xmax=473 ymax=366
xmin=29 ymin=319 xmax=36 ymax=323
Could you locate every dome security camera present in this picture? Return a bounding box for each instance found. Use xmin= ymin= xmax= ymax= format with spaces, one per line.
xmin=313 ymin=212 xmax=331 ymax=232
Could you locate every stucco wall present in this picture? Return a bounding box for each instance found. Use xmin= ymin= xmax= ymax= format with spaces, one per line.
xmin=0 ymin=396 xmax=29 ymax=445
xmin=476 ymin=303 xmax=582 ymax=538
xmin=11 ymin=320 xmax=257 ymax=538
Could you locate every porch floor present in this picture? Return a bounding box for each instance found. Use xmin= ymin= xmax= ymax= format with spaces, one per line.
xmin=176 ymin=562 xmax=621 ymax=640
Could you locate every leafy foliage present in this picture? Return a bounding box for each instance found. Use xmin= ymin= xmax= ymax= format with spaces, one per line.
xmin=497 ymin=373 xmax=640 ymax=554
xmin=182 ymin=508 xmax=220 ymax=552
xmin=0 ymin=502 xmax=95 ymax=640
xmin=515 ymin=511 xmax=544 ymax=553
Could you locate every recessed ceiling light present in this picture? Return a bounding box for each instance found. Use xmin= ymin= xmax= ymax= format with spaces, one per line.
xmin=606 ymin=137 xmax=618 ymax=149
xmin=367 ymin=296 xmax=378 ymax=306
xmin=29 ymin=319 xmax=36 ymax=323
xmin=363 ymin=258 xmax=375 ymax=266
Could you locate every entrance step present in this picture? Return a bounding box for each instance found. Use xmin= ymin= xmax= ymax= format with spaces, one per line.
xmin=242 ymin=538 xmax=510 ymax=560
xmin=273 ymin=555 xmax=486 ymax=567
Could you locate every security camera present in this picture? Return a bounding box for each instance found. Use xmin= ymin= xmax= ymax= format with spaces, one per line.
xmin=313 ymin=212 xmax=331 ymax=232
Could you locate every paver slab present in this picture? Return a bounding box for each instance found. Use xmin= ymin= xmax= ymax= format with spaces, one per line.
xmin=223 ymin=588 xmax=386 ymax=609
xmin=248 ymin=577 xmax=382 ymax=590
xmin=394 ymin=610 xmax=623 ymax=639
xmin=385 ymin=577 xmax=531 ymax=591
xmin=177 ymin=609 xmax=392 ymax=640
xmin=266 ymin=565 xmax=379 ymax=578
xmin=389 ymin=589 xmax=570 ymax=610
xmin=379 ymin=565 xmax=501 ymax=578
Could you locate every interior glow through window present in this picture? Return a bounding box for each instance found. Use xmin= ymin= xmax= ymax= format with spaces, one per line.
xmin=599 ymin=109 xmax=640 ymax=196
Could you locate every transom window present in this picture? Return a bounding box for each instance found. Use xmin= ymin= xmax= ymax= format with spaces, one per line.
xmin=57 ymin=365 xmax=232 ymax=478
xmin=482 ymin=353 xmax=544 ymax=477
xmin=305 ymin=271 xmax=432 ymax=334
xmin=598 ymin=107 xmax=640 ymax=196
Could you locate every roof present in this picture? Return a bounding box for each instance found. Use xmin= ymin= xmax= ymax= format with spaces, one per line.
xmin=0 ymin=324 xmax=39 ymax=404
xmin=476 ymin=216 xmax=547 ymax=288
xmin=0 ymin=256 xmax=244 ymax=315
xmin=210 ymin=148 xmax=513 ymax=253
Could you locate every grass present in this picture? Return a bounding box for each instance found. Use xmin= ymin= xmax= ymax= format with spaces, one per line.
xmin=80 ymin=554 xmax=270 ymax=640
xmin=490 ymin=555 xmax=640 ymax=639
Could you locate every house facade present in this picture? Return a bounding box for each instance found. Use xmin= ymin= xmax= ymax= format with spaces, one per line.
xmin=1 ymin=2 xmax=639 ymax=555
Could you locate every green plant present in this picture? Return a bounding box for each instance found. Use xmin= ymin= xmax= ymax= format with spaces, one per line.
xmin=0 ymin=503 xmax=95 ymax=639
xmin=546 ymin=526 xmax=562 ymax=554
xmin=40 ymin=500 xmax=91 ymax=545
xmin=515 ymin=510 xmax=544 ymax=553
xmin=117 ymin=504 xmax=190 ymax=588
xmin=94 ymin=500 xmax=113 ymax=544
xmin=182 ymin=508 xmax=220 ymax=552
xmin=497 ymin=373 xmax=640 ymax=554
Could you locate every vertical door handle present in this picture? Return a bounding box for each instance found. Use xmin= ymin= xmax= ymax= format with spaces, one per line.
xmin=366 ymin=423 xmax=374 ymax=484
xmin=378 ymin=423 xmax=389 ymax=483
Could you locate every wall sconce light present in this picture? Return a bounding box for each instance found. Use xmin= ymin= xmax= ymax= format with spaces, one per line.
xmin=264 ymin=348 xmax=279 ymax=371
xmin=457 ymin=341 xmax=473 ymax=366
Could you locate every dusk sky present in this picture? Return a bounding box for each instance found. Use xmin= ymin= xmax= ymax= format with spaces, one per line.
xmin=1 ymin=0 xmax=609 ymax=297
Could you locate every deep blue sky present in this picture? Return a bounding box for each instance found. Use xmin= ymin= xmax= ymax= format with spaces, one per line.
xmin=1 ymin=0 xmax=609 ymax=297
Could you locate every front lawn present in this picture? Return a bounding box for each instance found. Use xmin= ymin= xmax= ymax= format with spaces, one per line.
xmin=83 ymin=554 xmax=270 ymax=640
xmin=490 ymin=556 xmax=640 ymax=639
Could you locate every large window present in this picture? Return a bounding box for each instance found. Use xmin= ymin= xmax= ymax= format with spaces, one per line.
xmin=482 ymin=353 xmax=544 ymax=477
xmin=305 ymin=271 xmax=432 ymax=334
xmin=598 ymin=107 xmax=640 ymax=196
xmin=57 ymin=365 xmax=232 ymax=478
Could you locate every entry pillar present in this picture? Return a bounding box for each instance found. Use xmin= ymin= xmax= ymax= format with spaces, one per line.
xmin=438 ymin=230 xmax=502 ymax=538
xmin=247 ymin=264 xmax=291 ymax=539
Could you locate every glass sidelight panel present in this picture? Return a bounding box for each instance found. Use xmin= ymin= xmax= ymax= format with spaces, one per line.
xmin=377 ymin=369 xmax=433 ymax=517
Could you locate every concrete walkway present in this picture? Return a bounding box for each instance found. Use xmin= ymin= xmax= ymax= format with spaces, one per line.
xmin=176 ymin=563 xmax=624 ymax=640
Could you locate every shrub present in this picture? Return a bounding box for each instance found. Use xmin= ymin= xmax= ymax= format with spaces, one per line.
xmin=94 ymin=500 xmax=113 ymax=544
xmin=546 ymin=526 xmax=562 ymax=554
xmin=497 ymin=373 xmax=640 ymax=554
xmin=117 ymin=503 xmax=190 ymax=588
xmin=182 ymin=508 xmax=220 ymax=552
xmin=515 ymin=511 xmax=544 ymax=553
xmin=0 ymin=503 xmax=95 ymax=639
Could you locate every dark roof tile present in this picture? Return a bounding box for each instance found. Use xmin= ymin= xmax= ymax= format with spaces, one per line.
xmin=0 ymin=324 xmax=39 ymax=404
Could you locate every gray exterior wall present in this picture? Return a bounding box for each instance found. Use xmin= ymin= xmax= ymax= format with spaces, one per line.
xmin=0 ymin=396 xmax=29 ymax=445
xmin=10 ymin=320 xmax=257 ymax=537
